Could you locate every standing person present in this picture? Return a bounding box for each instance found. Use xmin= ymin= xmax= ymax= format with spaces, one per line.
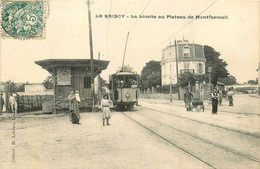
xmin=227 ymin=88 xmax=234 ymax=106
xmin=68 ymin=91 xmax=80 ymax=124
xmin=212 ymin=88 xmax=219 ymax=114
xmin=9 ymin=94 xmax=14 ymax=113
xmin=184 ymin=89 xmax=193 ymax=111
xmin=9 ymin=93 xmax=18 ymax=116
xmin=0 ymin=93 xmax=4 ymax=114
xmin=218 ymin=89 xmax=223 ymax=106
xmin=101 ymin=94 xmax=113 ymax=126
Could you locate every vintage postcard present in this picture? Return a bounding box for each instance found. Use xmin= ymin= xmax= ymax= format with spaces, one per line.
xmin=0 ymin=0 xmax=259 ymax=169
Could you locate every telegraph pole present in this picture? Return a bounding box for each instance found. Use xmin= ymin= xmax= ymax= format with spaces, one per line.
xmin=175 ymin=40 xmax=180 ymax=100
xmin=87 ymin=0 xmax=95 ymax=110
xmin=97 ymin=52 xmax=101 ymax=105
xmin=170 ymin=65 xmax=172 ymax=102
xmin=208 ymin=66 xmax=212 ymax=102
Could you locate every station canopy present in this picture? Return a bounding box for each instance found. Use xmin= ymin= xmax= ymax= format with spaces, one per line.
xmin=35 ymin=59 xmax=109 ymax=77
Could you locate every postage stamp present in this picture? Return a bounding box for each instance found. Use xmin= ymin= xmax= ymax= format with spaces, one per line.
xmin=1 ymin=0 xmax=46 ymax=39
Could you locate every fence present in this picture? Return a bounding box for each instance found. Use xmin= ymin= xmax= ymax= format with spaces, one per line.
xmin=17 ymin=95 xmax=53 ymax=112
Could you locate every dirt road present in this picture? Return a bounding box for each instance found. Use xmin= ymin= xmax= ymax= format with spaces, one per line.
xmin=0 ymin=111 xmax=212 ymax=169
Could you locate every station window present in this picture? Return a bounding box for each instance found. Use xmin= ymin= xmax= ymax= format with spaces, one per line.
xmin=84 ymin=76 xmax=91 ymax=89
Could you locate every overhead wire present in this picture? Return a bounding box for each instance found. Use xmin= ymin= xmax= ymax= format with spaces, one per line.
xmin=129 ymin=0 xmax=152 ymax=33
xmin=156 ymin=0 xmax=218 ymax=48
xmin=126 ymin=0 xmax=152 ymax=61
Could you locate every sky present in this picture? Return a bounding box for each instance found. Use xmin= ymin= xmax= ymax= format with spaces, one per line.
xmin=0 ymin=0 xmax=259 ymax=84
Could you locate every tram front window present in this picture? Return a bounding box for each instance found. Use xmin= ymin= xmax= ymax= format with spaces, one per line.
xmin=117 ymin=75 xmax=137 ymax=88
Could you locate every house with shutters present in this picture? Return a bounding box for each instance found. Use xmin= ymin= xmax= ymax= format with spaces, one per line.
xmin=161 ymin=40 xmax=207 ymax=99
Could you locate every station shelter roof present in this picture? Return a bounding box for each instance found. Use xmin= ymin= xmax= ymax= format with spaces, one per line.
xmin=35 ymin=59 xmax=109 ymax=77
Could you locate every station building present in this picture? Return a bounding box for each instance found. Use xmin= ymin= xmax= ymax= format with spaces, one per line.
xmin=35 ymin=59 xmax=109 ymax=113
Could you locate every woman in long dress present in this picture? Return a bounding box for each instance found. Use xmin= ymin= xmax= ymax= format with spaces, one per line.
xmin=68 ymin=91 xmax=80 ymax=123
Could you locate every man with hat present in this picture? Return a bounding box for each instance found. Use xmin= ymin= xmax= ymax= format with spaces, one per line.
xmin=184 ymin=88 xmax=193 ymax=111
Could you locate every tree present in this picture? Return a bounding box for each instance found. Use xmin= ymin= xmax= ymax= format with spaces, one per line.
xmin=121 ymin=65 xmax=135 ymax=73
xmin=4 ymin=81 xmax=25 ymax=92
xmin=218 ymin=75 xmax=237 ymax=85
xmin=42 ymin=76 xmax=53 ymax=89
xmin=179 ymin=72 xmax=196 ymax=88
xmin=99 ymin=76 xmax=108 ymax=88
xmin=140 ymin=61 xmax=161 ymax=89
xmin=247 ymin=79 xmax=258 ymax=85
xmin=204 ymin=45 xmax=229 ymax=86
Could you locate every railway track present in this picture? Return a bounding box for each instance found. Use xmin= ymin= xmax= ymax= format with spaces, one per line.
xmin=143 ymin=106 xmax=260 ymax=138
xmin=122 ymin=111 xmax=260 ymax=169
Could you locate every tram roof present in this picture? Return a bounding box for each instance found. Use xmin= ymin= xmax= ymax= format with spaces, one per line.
xmin=109 ymin=71 xmax=138 ymax=79
xmin=116 ymin=72 xmax=137 ymax=76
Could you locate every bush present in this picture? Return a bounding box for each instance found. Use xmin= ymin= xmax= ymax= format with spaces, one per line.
xmin=156 ymin=85 xmax=178 ymax=94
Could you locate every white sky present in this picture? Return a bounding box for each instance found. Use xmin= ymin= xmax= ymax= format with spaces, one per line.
xmin=0 ymin=0 xmax=259 ymax=83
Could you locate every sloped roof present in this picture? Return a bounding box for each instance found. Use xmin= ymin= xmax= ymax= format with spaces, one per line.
xmin=35 ymin=59 xmax=110 ymax=75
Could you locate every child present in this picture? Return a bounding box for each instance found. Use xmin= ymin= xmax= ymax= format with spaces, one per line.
xmin=101 ymin=94 xmax=113 ymax=126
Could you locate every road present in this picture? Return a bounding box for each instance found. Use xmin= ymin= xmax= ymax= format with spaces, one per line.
xmin=139 ymin=94 xmax=260 ymax=115
xmin=0 ymin=103 xmax=259 ymax=169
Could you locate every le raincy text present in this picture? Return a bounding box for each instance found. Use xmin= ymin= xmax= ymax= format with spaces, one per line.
xmin=95 ymin=14 xmax=229 ymax=20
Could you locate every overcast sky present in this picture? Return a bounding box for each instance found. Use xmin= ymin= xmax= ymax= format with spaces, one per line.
xmin=0 ymin=0 xmax=259 ymax=83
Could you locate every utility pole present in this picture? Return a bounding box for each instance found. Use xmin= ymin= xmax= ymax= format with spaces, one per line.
xmin=170 ymin=65 xmax=172 ymax=102
xmin=121 ymin=32 xmax=130 ymax=71
xmin=208 ymin=66 xmax=212 ymax=102
xmin=87 ymin=0 xmax=95 ymax=111
xmin=97 ymin=52 xmax=101 ymax=105
xmin=175 ymin=40 xmax=180 ymax=100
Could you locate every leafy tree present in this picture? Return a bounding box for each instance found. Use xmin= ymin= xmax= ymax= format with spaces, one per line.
xmin=140 ymin=61 xmax=161 ymax=89
xmin=121 ymin=65 xmax=135 ymax=73
xmin=4 ymin=81 xmax=25 ymax=92
xmin=179 ymin=72 xmax=196 ymax=88
xmin=156 ymin=84 xmax=178 ymax=94
xmin=247 ymin=79 xmax=258 ymax=85
xmin=204 ymin=45 xmax=229 ymax=86
xmin=42 ymin=76 xmax=53 ymax=89
xmin=179 ymin=72 xmax=208 ymax=88
xmin=99 ymin=76 xmax=108 ymax=88
xmin=218 ymin=75 xmax=237 ymax=85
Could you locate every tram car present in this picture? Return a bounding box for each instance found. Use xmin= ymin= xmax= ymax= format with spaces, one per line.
xmin=109 ymin=71 xmax=139 ymax=110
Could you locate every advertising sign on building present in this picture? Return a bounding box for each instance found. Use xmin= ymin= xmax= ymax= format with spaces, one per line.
xmin=57 ymin=67 xmax=71 ymax=85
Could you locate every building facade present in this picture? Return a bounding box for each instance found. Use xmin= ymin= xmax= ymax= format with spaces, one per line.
xmin=161 ymin=40 xmax=206 ymax=85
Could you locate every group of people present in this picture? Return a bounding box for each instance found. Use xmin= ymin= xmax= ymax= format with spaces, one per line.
xmin=0 ymin=93 xmax=18 ymax=116
xmin=68 ymin=90 xmax=113 ymax=126
xmin=184 ymin=87 xmax=234 ymax=115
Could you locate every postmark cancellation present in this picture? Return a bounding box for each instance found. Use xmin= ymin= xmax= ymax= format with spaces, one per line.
xmin=0 ymin=0 xmax=46 ymax=39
